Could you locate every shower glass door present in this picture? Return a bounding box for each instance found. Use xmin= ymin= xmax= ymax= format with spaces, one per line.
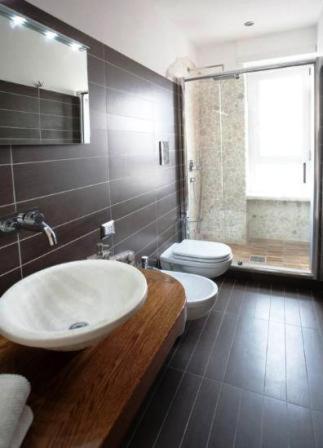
xmin=184 ymin=62 xmax=315 ymax=275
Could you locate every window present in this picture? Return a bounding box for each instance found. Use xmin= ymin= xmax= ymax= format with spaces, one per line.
xmin=246 ymin=65 xmax=313 ymax=200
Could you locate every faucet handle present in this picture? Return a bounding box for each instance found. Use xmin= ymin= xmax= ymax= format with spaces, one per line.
xmin=17 ymin=209 xmax=44 ymax=227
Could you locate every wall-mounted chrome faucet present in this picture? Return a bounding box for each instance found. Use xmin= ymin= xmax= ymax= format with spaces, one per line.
xmin=0 ymin=209 xmax=57 ymax=247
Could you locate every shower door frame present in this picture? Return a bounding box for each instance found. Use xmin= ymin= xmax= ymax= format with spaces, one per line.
xmin=181 ymin=58 xmax=321 ymax=279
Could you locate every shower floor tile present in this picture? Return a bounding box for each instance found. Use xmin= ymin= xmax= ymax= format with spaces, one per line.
xmin=227 ymin=238 xmax=311 ymax=272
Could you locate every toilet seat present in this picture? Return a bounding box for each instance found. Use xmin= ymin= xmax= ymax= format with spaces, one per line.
xmin=172 ymin=240 xmax=232 ymax=263
xmin=170 ymin=253 xmax=231 ymax=266
xmin=160 ymin=240 xmax=233 ymax=279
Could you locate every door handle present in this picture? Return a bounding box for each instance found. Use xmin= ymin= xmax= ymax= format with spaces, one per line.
xmin=303 ymin=162 xmax=307 ymax=184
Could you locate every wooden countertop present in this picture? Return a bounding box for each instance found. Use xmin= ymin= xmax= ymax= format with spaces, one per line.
xmin=0 ymin=269 xmax=186 ymax=447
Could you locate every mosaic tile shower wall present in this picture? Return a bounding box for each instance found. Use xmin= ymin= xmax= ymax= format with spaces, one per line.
xmin=185 ymin=77 xmax=247 ymax=244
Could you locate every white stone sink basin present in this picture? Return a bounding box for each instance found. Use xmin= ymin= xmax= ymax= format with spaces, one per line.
xmin=0 ymin=260 xmax=148 ymax=351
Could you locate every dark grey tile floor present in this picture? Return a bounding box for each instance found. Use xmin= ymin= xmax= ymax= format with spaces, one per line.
xmin=123 ymin=277 xmax=323 ymax=448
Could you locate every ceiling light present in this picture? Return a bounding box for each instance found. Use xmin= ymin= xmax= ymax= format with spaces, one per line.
xmin=44 ymin=30 xmax=57 ymax=40
xmin=11 ymin=15 xmax=26 ymax=27
xmin=70 ymin=42 xmax=82 ymax=51
xmin=244 ymin=20 xmax=255 ymax=27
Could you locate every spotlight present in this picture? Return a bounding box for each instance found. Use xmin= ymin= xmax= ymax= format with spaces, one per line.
xmin=11 ymin=15 xmax=26 ymax=27
xmin=44 ymin=30 xmax=57 ymax=40
xmin=244 ymin=21 xmax=255 ymax=27
xmin=70 ymin=42 xmax=82 ymax=51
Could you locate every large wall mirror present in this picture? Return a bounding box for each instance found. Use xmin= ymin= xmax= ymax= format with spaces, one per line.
xmin=0 ymin=5 xmax=90 ymax=145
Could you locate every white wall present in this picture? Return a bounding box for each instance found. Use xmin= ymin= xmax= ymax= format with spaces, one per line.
xmin=195 ymin=26 xmax=317 ymax=70
xmin=317 ymin=9 xmax=323 ymax=54
xmin=27 ymin=0 xmax=196 ymax=77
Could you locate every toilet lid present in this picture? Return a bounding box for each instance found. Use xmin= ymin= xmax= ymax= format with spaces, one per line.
xmin=172 ymin=239 xmax=232 ymax=262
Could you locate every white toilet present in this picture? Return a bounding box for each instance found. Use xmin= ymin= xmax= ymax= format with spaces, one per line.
xmin=160 ymin=239 xmax=233 ymax=279
xmin=162 ymin=270 xmax=218 ymax=320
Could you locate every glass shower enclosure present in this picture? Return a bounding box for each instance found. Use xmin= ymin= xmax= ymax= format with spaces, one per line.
xmin=183 ymin=60 xmax=318 ymax=276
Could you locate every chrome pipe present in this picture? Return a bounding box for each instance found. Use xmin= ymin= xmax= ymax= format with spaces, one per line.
xmin=184 ymin=58 xmax=317 ymax=83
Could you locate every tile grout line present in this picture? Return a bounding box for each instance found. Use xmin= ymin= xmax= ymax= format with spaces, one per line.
xmin=19 ymin=206 xmax=110 ymax=244
xmin=178 ymin=280 xmax=237 ymax=448
xmin=205 ymin=382 xmax=225 ymax=448
xmin=309 ymin=288 xmax=322 ymax=338
xmin=312 ymin=287 xmax=323 ymax=339
xmin=165 ymin=322 xmax=192 ymax=368
xmin=9 ymin=146 xmax=17 ymax=210
xmin=197 ymin=279 xmax=236 ymax=382
xmin=262 ymin=282 xmax=273 ymax=400
xmin=0 ymin=125 xmax=82 ymax=132
xmin=149 ymin=372 xmax=190 ymax=447
xmin=258 ymin=384 xmax=266 ymax=448
xmin=169 ymin=278 xmax=227 ymax=447
xmin=0 ymin=239 xmax=19 ymax=251
xmin=298 ymin=286 xmax=317 ymax=444
xmin=13 ymin=155 xmax=108 ymax=166
xmin=0 ymin=265 xmax=21 ymax=279
xmin=89 ymin=53 xmax=176 ymax=96
xmin=124 ymin=365 xmax=170 ymax=448
xmin=101 ymin=62 xmax=114 ymax=248
xmin=37 ymin=87 xmax=41 ymax=142
xmin=178 ymin=277 xmax=226 ymax=375
xmin=13 ymin=175 xmax=179 ymax=210
xmin=9 ymin=146 xmax=23 ymax=279
xmin=0 ymin=226 xmax=179 ymax=292
xmin=0 ymin=87 xmax=84 ymax=105
xmin=149 ymin=376 xmax=186 ymax=448
xmin=283 ymin=284 xmax=289 ymax=414
xmin=150 ymin=230 xmax=180 ymax=261
xmin=14 ymin=181 xmax=109 ymax=205
xmin=151 ymin=279 xmax=227 ymax=448
xmin=20 ymin=228 xmax=98 ymax=268
xmin=16 ymin=234 xmax=24 ymax=279
xmin=177 ymin=372 xmax=205 ymax=448
xmin=0 ymin=106 xmax=84 ymax=120
xmin=232 ymin=388 xmax=243 ymax=448
xmin=114 ymin=197 xmax=178 ymax=226
xmin=7 ymin=173 xmax=181 ymax=210
xmin=164 ymin=365 xmax=323 ymax=413
xmin=2 ymin=199 xmax=175 ymax=249
xmin=112 ymin=206 xmax=179 ymax=250
xmin=220 ymin=280 xmax=247 ymax=385
xmin=205 ymin=279 xmax=241 ymax=447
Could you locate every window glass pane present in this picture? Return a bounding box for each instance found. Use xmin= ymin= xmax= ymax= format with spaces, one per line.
xmin=257 ymin=75 xmax=305 ymax=159
xmin=250 ymin=161 xmax=309 ymax=198
xmin=246 ymin=65 xmax=313 ymax=200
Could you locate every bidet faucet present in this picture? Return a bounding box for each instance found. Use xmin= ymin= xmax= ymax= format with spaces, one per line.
xmin=96 ymin=242 xmax=111 ymax=259
xmin=141 ymin=256 xmax=149 ymax=269
xmin=0 ymin=209 xmax=57 ymax=247
xmin=140 ymin=256 xmax=158 ymax=270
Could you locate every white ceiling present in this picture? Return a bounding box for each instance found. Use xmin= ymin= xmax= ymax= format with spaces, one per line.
xmin=154 ymin=0 xmax=323 ymax=46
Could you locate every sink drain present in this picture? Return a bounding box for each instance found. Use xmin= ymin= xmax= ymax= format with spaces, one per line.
xmin=69 ymin=321 xmax=89 ymax=330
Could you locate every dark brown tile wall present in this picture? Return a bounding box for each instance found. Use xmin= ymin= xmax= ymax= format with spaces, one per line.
xmin=0 ymin=80 xmax=81 ymax=144
xmin=0 ymin=0 xmax=183 ymax=295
